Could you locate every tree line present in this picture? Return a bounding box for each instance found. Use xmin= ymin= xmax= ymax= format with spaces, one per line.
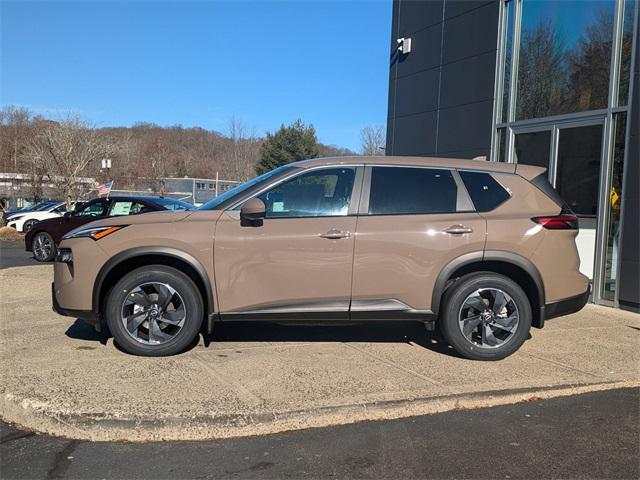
xmin=0 ymin=105 xmax=385 ymax=203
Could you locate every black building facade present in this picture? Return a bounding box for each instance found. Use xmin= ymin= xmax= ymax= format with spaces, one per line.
xmin=387 ymin=0 xmax=639 ymax=311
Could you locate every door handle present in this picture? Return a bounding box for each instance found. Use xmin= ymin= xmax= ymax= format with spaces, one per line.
xmin=319 ymin=229 xmax=351 ymax=240
xmin=444 ymin=225 xmax=473 ymax=235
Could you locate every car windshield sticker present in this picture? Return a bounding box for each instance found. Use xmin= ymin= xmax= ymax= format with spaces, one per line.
xmin=111 ymin=202 xmax=133 ymax=216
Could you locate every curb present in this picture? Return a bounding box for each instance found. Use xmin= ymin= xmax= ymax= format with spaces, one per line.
xmin=2 ymin=380 xmax=638 ymax=442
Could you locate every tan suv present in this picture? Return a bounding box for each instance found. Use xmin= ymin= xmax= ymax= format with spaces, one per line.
xmin=52 ymin=156 xmax=589 ymax=360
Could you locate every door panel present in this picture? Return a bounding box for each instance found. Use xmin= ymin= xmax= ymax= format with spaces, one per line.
xmin=351 ymin=212 xmax=486 ymax=312
xmin=214 ymin=213 xmax=357 ymax=314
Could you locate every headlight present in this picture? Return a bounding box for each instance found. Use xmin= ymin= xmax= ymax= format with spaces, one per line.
xmin=9 ymin=215 xmax=24 ymax=221
xmin=62 ymin=225 xmax=126 ymax=241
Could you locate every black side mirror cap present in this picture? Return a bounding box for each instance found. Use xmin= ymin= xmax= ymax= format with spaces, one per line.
xmin=63 ymin=212 xmax=72 ymax=219
xmin=240 ymin=198 xmax=266 ymax=227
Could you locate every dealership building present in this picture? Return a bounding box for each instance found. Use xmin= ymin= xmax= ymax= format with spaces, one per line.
xmin=386 ymin=0 xmax=639 ymax=312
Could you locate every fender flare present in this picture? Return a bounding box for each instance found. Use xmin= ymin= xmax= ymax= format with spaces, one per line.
xmin=431 ymin=250 xmax=545 ymax=320
xmin=92 ymin=246 xmax=216 ymax=332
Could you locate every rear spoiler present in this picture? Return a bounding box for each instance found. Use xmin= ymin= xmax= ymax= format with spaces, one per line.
xmin=515 ymin=163 xmax=547 ymax=181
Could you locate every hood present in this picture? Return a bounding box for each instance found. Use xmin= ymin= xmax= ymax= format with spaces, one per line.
xmin=71 ymin=210 xmax=193 ymax=230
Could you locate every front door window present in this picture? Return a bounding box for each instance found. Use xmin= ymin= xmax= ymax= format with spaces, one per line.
xmin=258 ymin=168 xmax=356 ymax=218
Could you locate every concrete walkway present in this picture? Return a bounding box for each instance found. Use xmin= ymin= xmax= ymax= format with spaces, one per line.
xmin=1 ymin=265 xmax=639 ymax=441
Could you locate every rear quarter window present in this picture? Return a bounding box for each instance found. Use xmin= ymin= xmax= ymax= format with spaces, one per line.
xmin=459 ymin=171 xmax=511 ymax=212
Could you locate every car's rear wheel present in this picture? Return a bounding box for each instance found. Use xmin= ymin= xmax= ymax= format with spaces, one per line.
xmin=105 ymin=265 xmax=203 ymax=356
xmin=439 ymin=273 xmax=531 ymax=361
xmin=32 ymin=232 xmax=56 ymax=262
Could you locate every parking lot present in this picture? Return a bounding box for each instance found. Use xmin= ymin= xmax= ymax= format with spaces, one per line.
xmin=1 ymin=240 xmax=639 ymax=442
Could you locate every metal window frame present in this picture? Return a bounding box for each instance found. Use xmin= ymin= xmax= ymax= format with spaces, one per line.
xmin=489 ymin=0 xmax=637 ymax=307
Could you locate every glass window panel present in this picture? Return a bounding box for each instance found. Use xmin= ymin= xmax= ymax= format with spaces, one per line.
xmin=513 ymin=130 xmax=551 ymax=168
xmin=602 ymin=113 xmax=626 ymax=301
xmin=617 ymin=0 xmax=637 ymax=106
xmin=556 ymin=125 xmax=603 ymax=217
xmin=459 ymin=171 xmax=511 ymax=212
xmin=259 ymin=168 xmax=355 ymax=218
xmin=368 ymin=167 xmax=458 ymax=215
xmin=496 ymin=127 xmax=507 ymax=162
xmin=75 ymin=199 xmax=108 ymax=217
xmin=500 ymin=0 xmax=516 ymax=123
xmin=516 ymin=0 xmax=616 ymax=120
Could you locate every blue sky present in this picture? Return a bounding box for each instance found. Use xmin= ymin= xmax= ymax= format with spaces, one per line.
xmin=1 ymin=0 xmax=392 ymax=151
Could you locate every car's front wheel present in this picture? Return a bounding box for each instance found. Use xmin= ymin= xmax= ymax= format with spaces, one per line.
xmin=439 ymin=272 xmax=532 ymax=361
xmin=105 ymin=265 xmax=203 ymax=356
xmin=23 ymin=219 xmax=37 ymax=232
xmin=32 ymin=232 xmax=56 ymax=262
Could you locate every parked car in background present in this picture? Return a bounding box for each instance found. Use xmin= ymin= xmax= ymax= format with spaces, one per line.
xmin=51 ymin=156 xmax=589 ymax=360
xmin=6 ymin=202 xmax=72 ymax=233
xmin=26 ymin=196 xmax=195 ymax=262
xmin=1 ymin=200 xmax=59 ymax=225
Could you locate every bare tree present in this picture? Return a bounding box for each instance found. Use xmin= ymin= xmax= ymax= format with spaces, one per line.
xmin=223 ymin=115 xmax=260 ymax=181
xmin=360 ymin=125 xmax=385 ymax=156
xmin=22 ymin=116 xmax=114 ymax=208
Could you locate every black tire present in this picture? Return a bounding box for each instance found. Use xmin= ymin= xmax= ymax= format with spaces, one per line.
xmin=105 ymin=265 xmax=203 ymax=356
xmin=439 ymin=272 xmax=532 ymax=361
xmin=32 ymin=232 xmax=56 ymax=262
xmin=22 ymin=219 xmax=37 ymax=232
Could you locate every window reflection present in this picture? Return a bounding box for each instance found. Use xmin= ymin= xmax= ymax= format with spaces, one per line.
xmin=617 ymin=0 xmax=637 ymax=106
xmin=602 ymin=113 xmax=626 ymax=300
xmin=516 ymin=0 xmax=616 ymax=120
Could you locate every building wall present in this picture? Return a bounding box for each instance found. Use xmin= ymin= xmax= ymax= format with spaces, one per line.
xmin=386 ymin=0 xmax=499 ymax=158
xmin=618 ymin=29 xmax=640 ymax=313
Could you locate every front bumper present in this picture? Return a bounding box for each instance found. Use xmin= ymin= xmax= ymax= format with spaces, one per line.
xmin=52 ymin=282 xmax=101 ymax=328
xmin=545 ymin=286 xmax=591 ymax=320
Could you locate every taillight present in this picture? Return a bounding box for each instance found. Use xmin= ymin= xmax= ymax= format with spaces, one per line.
xmin=531 ymin=214 xmax=579 ymax=230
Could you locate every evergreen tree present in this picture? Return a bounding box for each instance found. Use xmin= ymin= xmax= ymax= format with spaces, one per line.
xmin=256 ymin=119 xmax=319 ymax=174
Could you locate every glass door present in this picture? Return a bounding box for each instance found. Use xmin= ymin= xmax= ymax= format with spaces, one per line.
xmin=554 ymin=124 xmax=604 ymax=281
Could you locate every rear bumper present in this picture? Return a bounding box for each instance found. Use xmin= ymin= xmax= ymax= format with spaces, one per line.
xmin=544 ymin=286 xmax=590 ymax=320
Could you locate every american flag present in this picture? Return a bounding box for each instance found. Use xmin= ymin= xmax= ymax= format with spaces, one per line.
xmin=97 ymin=181 xmax=113 ymax=197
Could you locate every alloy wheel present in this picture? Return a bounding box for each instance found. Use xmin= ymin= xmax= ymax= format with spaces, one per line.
xmin=120 ymin=282 xmax=186 ymax=345
xmin=458 ymin=288 xmax=519 ymax=348
xmin=33 ymin=233 xmax=53 ymax=261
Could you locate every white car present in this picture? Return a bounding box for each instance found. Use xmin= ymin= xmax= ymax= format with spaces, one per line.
xmin=6 ymin=202 xmax=70 ymax=232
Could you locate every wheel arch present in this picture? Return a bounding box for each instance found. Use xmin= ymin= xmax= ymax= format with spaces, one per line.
xmin=93 ymin=247 xmax=216 ymax=334
xmin=432 ymin=251 xmax=546 ymax=328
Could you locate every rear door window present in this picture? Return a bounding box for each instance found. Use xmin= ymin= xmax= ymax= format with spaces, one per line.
xmin=367 ymin=167 xmax=458 ymax=215
xmin=108 ymin=201 xmax=148 ymax=216
xmin=459 ymin=171 xmax=511 ymax=212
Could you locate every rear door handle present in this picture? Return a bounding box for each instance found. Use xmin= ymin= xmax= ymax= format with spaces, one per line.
xmin=319 ymin=229 xmax=351 ymax=240
xmin=444 ymin=225 xmax=473 ymax=235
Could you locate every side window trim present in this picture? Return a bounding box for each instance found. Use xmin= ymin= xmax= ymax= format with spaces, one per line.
xmin=227 ymin=165 xmax=365 ymax=218
xmin=451 ymin=170 xmax=475 ymax=212
xmin=358 ymin=164 xmax=473 ymax=216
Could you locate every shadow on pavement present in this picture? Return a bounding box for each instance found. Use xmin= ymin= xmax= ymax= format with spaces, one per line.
xmin=209 ymin=320 xmax=463 ymax=358
xmin=64 ymin=318 xmax=463 ymax=358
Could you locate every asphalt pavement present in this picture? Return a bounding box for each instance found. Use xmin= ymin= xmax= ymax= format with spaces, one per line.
xmin=1 ymin=387 xmax=638 ymax=479
xmin=0 ymin=239 xmax=39 ymax=269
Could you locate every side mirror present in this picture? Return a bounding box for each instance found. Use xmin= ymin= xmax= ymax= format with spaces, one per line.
xmin=240 ymin=198 xmax=266 ymax=227
xmin=63 ymin=212 xmax=72 ymax=219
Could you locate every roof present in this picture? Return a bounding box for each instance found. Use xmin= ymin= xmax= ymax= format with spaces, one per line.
xmin=294 ymin=156 xmax=516 ymax=173
xmin=293 ymin=156 xmax=546 ymax=179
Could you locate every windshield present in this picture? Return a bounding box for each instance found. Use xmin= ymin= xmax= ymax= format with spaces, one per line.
xmin=154 ymin=197 xmax=196 ymax=211
xmin=198 ymin=165 xmax=292 ymax=210
xmin=24 ymin=201 xmax=54 ymax=212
